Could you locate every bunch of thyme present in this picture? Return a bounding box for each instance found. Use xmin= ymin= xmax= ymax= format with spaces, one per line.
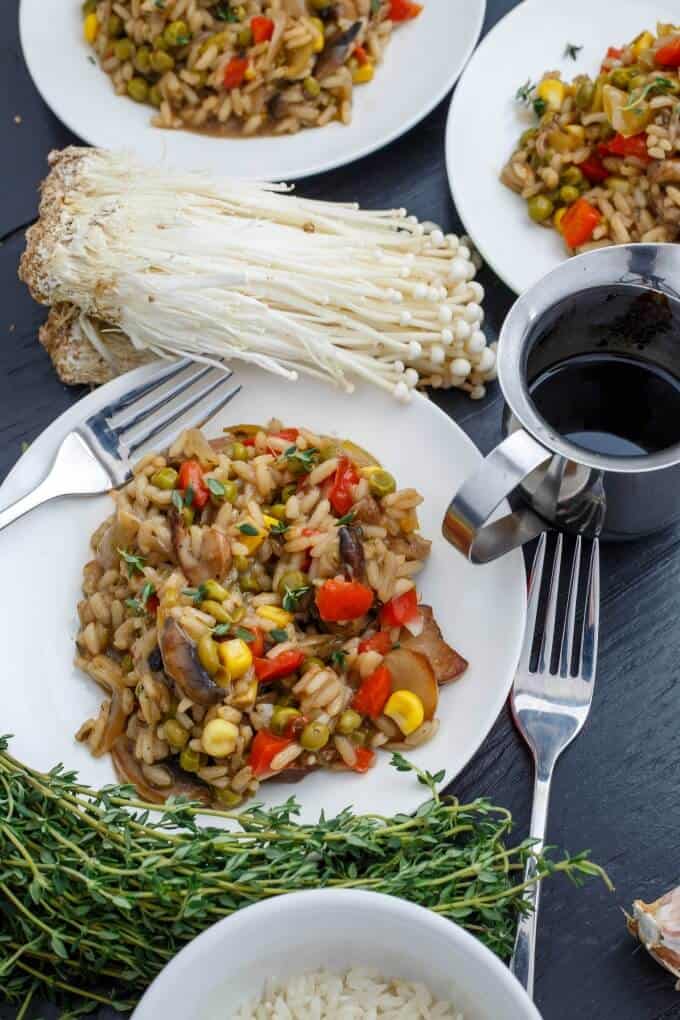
xmin=0 ymin=737 xmax=609 ymax=1016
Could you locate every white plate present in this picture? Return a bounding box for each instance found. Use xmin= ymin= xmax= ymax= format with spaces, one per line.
xmin=0 ymin=364 xmax=524 ymax=821
xmin=20 ymin=0 xmax=485 ymax=181
xmin=446 ymin=0 xmax=680 ymax=294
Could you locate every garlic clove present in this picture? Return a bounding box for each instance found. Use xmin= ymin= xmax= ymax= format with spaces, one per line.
xmin=628 ymin=886 xmax=680 ymax=984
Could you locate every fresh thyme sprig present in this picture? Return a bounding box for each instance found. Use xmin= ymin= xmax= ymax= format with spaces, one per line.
xmin=0 ymin=738 xmax=610 ymax=1016
xmin=564 ymin=42 xmax=583 ymax=60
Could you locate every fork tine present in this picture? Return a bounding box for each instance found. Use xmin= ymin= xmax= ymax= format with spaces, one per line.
xmin=122 ymin=368 xmax=234 ymax=454
xmin=106 ymin=361 xmax=216 ymax=432
xmin=93 ymin=358 xmax=195 ymax=424
xmin=538 ymin=532 xmax=563 ymax=674
xmin=558 ymin=535 xmax=582 ymax=678
xmin=126 ymin=376 xmax=242 ymax=457
xmin=518 ymin=532 xmax=547 ymax=673
xmin=577 ymin=539 xmax=600 ymax=682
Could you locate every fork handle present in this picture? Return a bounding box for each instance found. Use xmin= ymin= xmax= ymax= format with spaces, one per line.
xmin=509 ymin=769 xmax=553 ymax=998
xmin=0 ymin=433 xmax=109 ymax=533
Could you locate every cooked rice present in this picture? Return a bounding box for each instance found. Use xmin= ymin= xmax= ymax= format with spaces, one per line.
xmin=84 ymin=0 xmax=421 ymax=137
xmin=501 ymin=23 xmax=680 ymax=252
xmin=74 ymin=421 xmax=443 ymax=807
xmin=233 ymin=968 xmax=464 ymax=1019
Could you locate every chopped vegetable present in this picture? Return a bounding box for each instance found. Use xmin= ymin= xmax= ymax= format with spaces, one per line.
xmin=217 ymin=638 xmax=253 ymax=679
xmin=249 ymin=729 xmax=293 ymax=775
xmin=177 ymin=460 xmax=209 ymax=509
xmin=560 ymin=197 xmax=602 ymax=248
xmin=202 ymin=718 xmax=239 ymax=757
xmin=579 ymin=153 xmax=609 ymax=183
xmin=389 ymin=0 xmax=422 ymax=21
xmin=383 ymin=647 xmax=438 ymax=719
xmin=223 ymin=56 xmax=248 ymax=88
xmin=254 ymin=649 xmax=305 ymax=683
xmin=380 ymin=588 xmax=419 ymax=628
xmin=655 ymin=36 xmax=680 ymax=67
xmin=256 ymin=605 xmax=294 ymax=627
xmin=351 ymin=746 xmax=376 ymax=772
xmin=329 ymin=457 xmax=360 ymax=515
xmin=536 ymin=77 xmax=566 ymax=112
xmin=384 ymin=689 xmax=425 ymax=735
xmin=250 ymin=15 xmax=274 ymax=43
xmin=315 ymin=578 xmax=374 ymax=621
xmin=83 ymin=12 xmax=99 ymax=43
xmin=352 ymin=664 xmax=392 ymax=718
xmin=358 ymin=630 xmax=392 ymax=655
xmin=600 ymin=132 xmax=651 ymax=161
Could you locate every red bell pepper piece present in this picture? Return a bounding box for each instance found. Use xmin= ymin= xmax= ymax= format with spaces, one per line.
xmin=223 ymin=57 xmax=248 ymax=89
xmin=560 ymin=197 xmax=602 ymax=249
xmin=147 ymin=594 xmax=159 ymax=616
xmin=251 ymin=15 xmax=274 ymax=43
xmin=600 ymin=132 xmax=651 ymax=163
xmin=579 ymin=153 xmax=609 ymax=183
xmin=249 ymin=626 xmax=265 ymax=658
xmin=328 ymin=457 xmax=359 ymax=516
xmin=352 ymin=664 xmax=392 ymax=719
xmin=254 ymin=649 xmax=305 ymax=683
xmin=274 ymin=428 xmax=299 ymax=442
xmin=655 ymin=37 xmax=680 ymax=68
xmin=249 ymin=729 xmax=293 ymax=776
xmin=358 ymin=630 xmax=392 ymax=655
xmin=380 ymin=588 xmax=419 ymax=628
xmin=389 ymin=0 xmax=423 ymax=21
xmin=354 ymin=44 xmax=369 ymax=65
xmin=177 ymin=460 xmax=209 ymax=509
xmin=351 ymin=746 xmax=376 ymax=773
xmin=315 ymin=579 xmax=374 ymax=622
xmin=600 ymin=45 xmax=623 ymax=71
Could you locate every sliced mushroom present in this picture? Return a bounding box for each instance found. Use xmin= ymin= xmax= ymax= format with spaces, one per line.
xmin=170 ymin=510 xmax=231 ymax=587
xmin=400 ymin=606 xmax=468 ymax=686
xmin=83 ymin=656 xmax=129 ymax=756
xmin=314 ymin=21 xmax=362 ymax=79
xmin=275 ymin=764 xmax=320 ymax=783
xmin=267 ymin=91 xmax=291 ymax=120
xmin=111 ymin=737 xmax=212 ymax=806
xmin=383 ymin=647 xmax=439 ymax=720
xmin=159 ymin=617 xmax=224 ymax=706
xmin=339 ymin=525 xmax=365 ymax=580
xmin=353 ymin=495 xmax=382 ymax=524
xmin=649 ymin=159 xmax=680 ymax=186
xmin=390 ymin=533 xmax=432 ymax=561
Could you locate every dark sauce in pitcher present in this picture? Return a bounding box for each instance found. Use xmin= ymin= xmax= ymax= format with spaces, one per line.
xmin=527 ymin=285 xmax=680 ymax=457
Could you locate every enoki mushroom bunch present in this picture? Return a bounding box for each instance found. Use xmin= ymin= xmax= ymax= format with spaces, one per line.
xmin=20 ymin=147 xmax=495 ymax=400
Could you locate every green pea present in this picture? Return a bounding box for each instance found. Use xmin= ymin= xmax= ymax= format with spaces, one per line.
xmin=268 ymin=502 xmax=287 ymax=520
xmin=134 ymin=45 xmax=152 ymax=73
xmin=127 ymin=77 xmax=150 ymax=103
xmin=114 ymin=37 xmax=135 ymax=61
xmin=149 ymin=84 xmax=162 ymax=108
xmin=163 ymin=19 xmax=191 ymax=47
xmin=281 ymin=483 xmax=297 ymax=502
xmin=222 ymin=480 xmax=239 ymax=503
xmin=303 ymin=76 xmax=321 ymax=98
xmin=198 ymin=633 xmax=220 ymax=675
xmin=302 ymin=656 xmax=325 ymax=672
xmin=179 ymin=747 xmax=202 ymax=772
xmin=575 ymin=79 xmax=594 ymax=110
xmin=609 ymin=68 xmax=634 ymax=89
xmin=300 ymin=721 xmax=330 ymax=750
xmin=165 ymin=719 xmax=189 ymax=749
xmin=561 ymin=165 xmax=584 ymax=187
xmin=368 ymin=469 xmax=396 ymax=499
xmin=271 ymin=706 xmax=301 ymax=735
xmin=239 ymin=571 xmax=261 ymax=593
xmin=200 ymin=600 xmax=232 ymax=624
xmin=277 ymin=570 xmax=308 ymax=596
xmin=153 ymin=33 xmax=169 ymax=51
xmin=150 ymin=466 xmax=178 ymax=489
xmin=229 ymin=441 xmax=248 ymax=462
xmin=233 ymin=555 xmax=250 ymax=573
xmin=107 ymin=14 xmax=124 ymax=36
xmin=151 ymin=49 xmax=175 ymax=72
xmin=350 ymin=728 xmax=368 ymax=745
xmin=559 ymin=185 xmax=580 ymax=204
xmin=238 ymin=25 xmax=253 ymax=47
xmin=336 ymin=709 xmax=362 ymax=735
xmin=527 ymin=194 xmax=554 ymax=223
xmin=214 ymin=787 xmax=242 ymax=807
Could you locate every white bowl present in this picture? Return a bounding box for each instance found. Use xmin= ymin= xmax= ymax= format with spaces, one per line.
xmin=132 ymin=890 xmax=542 ymax=1019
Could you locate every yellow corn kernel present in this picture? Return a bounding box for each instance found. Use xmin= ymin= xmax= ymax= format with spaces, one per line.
xmin=632 ymin=30 xmax=654 ymax=55
xmin=352 ymin=62 xmax=374 ymax=85
xmin=83 ymin=12 xmax=99 ymax=43
xmin=309 ymin=17 xmax=325 ymax=52
xmin=399 ymin=510 xmax=419 ymax=534
xmin=202 ymin=718 xmax=239 ymax=757
xmin=244 ymin=63 xmax=256 ymax=81
xmin=218 ymin=638 xmax=252 ymax=679
xmin=384 ymin=690 xmax=424 ymax=736
xmin=536 ymin=78 xmax=566 ymax=112
xmin=262 ymin=514 xmax=280 ymax=530
xmin=565 ymin=124 xmax=585 ymax=143
xmin=360 ymin=465 xmax=382 ymax=478
xmin=230 ymin=677 xmax=258 ymax=709
xmin=238 ymin=521 xmax=265 ymax=554
xmin=553 ymin=207 xmax=567 ymax=231
xmin=256 ymin=605 xmax=294 ymax=627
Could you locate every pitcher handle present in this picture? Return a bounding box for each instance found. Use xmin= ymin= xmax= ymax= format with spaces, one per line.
xmin=442 ymin=430 xmax=553 ymax=564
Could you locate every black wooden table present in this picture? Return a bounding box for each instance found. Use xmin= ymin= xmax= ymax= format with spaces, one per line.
xmin=3 ymin=1 xmax=680 ymax=1017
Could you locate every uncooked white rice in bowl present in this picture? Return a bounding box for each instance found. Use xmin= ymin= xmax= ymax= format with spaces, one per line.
xmin=233 ymin=967 xmax=463 ymax=1019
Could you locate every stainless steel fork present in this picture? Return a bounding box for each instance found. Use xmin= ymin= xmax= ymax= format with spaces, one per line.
xmin=509 ymin=531 xmax=600 ymax=997
xmin=0 ymin=360 xmax=241 ymax=532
